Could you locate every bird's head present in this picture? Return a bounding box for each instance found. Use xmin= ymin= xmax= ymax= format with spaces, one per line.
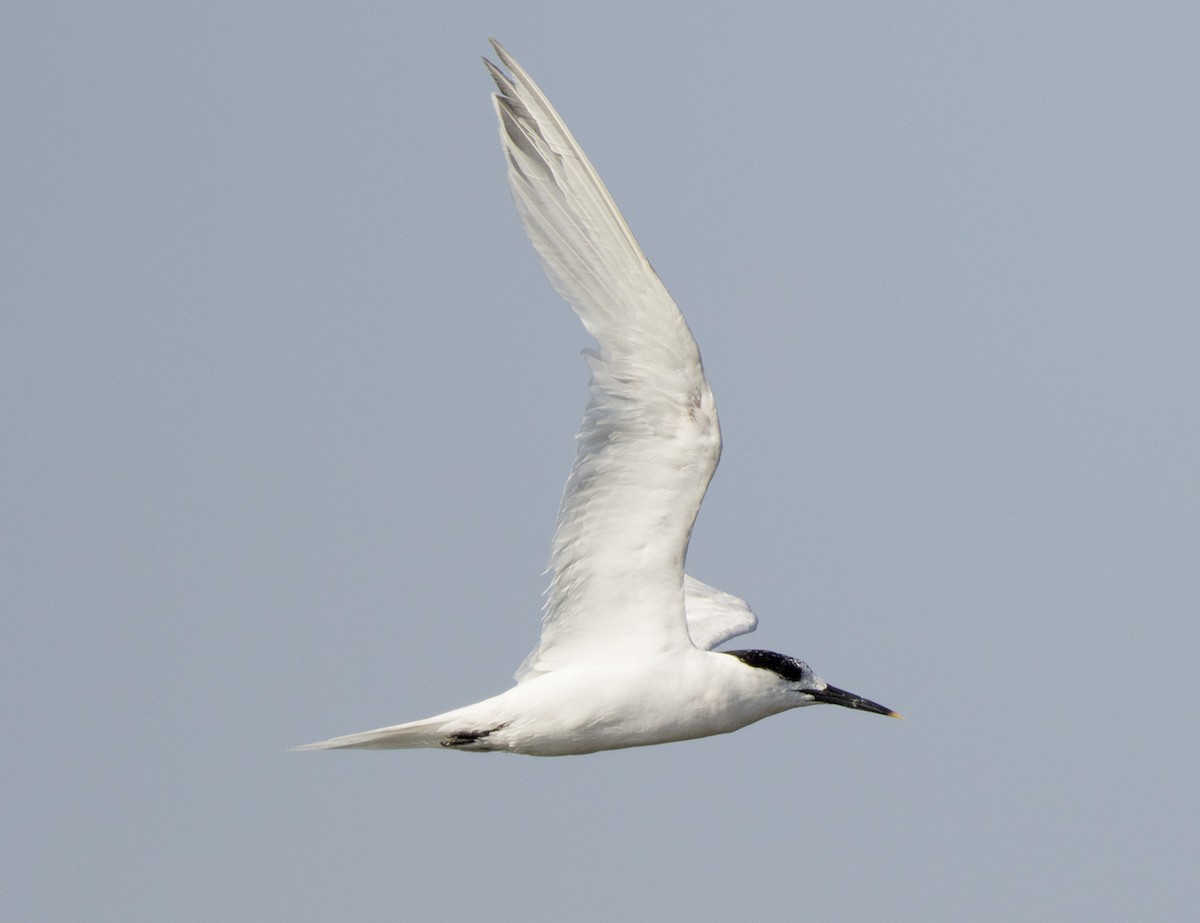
xmin=724 ymin=649 xmax=902 ymax=718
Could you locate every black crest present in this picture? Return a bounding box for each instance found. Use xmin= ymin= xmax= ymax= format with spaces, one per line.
xmin=723 ymin=649 xmax=810 ymax=683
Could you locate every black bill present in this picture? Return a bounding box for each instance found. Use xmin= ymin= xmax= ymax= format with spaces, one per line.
xmin=810 ymin=684 xmax=903 ymax=718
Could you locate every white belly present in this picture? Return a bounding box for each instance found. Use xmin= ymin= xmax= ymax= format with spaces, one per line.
xmin=454 ymin=650 xmax=787 ymax=756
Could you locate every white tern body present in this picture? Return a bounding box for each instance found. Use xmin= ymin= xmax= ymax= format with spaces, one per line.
xmin=297 ymin=41 xmax=898 ymax=757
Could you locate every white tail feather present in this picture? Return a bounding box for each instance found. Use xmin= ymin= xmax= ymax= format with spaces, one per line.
xmin=292 ymin=716 xmax=455 ymax=751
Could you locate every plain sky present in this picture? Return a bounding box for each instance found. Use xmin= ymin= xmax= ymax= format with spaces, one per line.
xmin=4 ymin=2 xmax=1198 ymax=921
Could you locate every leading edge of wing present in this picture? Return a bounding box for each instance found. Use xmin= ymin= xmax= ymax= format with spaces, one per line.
xmin=485 ymin=42 xmax=723 ymax=681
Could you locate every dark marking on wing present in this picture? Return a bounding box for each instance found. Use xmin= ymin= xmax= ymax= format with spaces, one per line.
xmin=440 ymin=723 xmax=510 ymax=749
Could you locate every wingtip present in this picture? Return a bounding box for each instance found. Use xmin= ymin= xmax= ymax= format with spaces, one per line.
xmin=487 ymin=37 xmax=511 ymax=64
xmin=483 ymin=43 xmax=518 ymax=100
xmin=482 ymin=55 xmax=506 ymax=86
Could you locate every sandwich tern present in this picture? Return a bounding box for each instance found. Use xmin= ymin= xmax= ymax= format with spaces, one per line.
xmin=297 ymin=41 xmax=900 ymax=757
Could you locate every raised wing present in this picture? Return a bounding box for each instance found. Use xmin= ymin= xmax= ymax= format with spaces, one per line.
xmin=682 ymin=575 xmax=758 ymax=650
xmin=485 ymin=41 xmax=723 ymax=681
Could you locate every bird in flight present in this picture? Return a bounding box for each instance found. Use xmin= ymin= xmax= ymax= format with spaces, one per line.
xmin=297 ymin=40 xmax=899 ymax=757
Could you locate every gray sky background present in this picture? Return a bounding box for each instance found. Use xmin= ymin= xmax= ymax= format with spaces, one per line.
xmin=5 ymin=3 xmax=1198 ymax=920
